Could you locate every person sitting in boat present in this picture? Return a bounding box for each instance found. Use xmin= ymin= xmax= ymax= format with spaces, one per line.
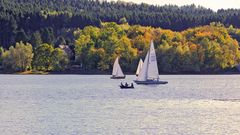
xmin=131 ymin=83 xmax=134 ymax=87
xmin=125 ymin=82 xmax=128 ymax=87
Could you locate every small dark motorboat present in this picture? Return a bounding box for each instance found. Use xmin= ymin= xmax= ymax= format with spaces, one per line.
xmin=111 ymin=75 xmax=126 ymax=79
xmin=134 ymin=80 xmax=168 ymax=85
xmin=119 ymin=83 xmax=134 ymax=89
xmin=120 ymin=85 xmax=134 ymax=89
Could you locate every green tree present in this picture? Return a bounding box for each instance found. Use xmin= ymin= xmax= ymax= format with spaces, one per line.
xmin=51 ymin=48 xmax=69 ymax=71
xmin=115 ymin=36 xmax=137 ymax=70
xmin=75 ymin=34 xmax=94 ymax=68
xmin=74 ymin=26 xmax=101 ymax=69
xmin=33 ymin=43 xmax=54 ymax=71
xmin=2 ymin=42 xmax=33 ymax=71
xmin=96 ymin=48 xmax=109 ymax=70
xmin=0 ymin=47 xmax=4 ymax=66
xmin=41 ymin=28 xmax=55 ymax=45
xmin=30 ymin=31 xmax=42 ymax=47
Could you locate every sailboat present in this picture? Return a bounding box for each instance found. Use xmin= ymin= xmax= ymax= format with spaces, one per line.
xmin=134 ymin=41 xmax=168 ymax=85
xmin=111 ymin=57 xmax=126 ymax=79
xmin=136 ymin=59 xmax=143 ymax=76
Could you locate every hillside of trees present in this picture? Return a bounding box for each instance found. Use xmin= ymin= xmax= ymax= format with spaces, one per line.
xmin=1 ymin=0 xmax=240 ymax=49
xmin=0 ymin=21 xmax=240 ymax=73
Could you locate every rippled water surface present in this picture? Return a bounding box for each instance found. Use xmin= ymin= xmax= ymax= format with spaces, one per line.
xmin=0 ymin=75 xmax=240 ymax=135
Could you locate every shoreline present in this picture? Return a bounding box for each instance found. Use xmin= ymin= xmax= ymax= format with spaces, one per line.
xmin=0 ymin=70 xmax=239 ymax=75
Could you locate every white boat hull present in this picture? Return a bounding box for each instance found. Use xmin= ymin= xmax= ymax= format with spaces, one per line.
xmin=134 ymin=80 xmax=168 ymax=85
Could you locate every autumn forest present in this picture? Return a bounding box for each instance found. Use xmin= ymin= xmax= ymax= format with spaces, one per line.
xmin=0 ymin=0 xmax=240 ymax=73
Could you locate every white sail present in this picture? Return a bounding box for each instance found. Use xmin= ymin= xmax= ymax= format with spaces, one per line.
xmin=116 ymin=63 xmax=124 ymax=77
xmin=147 ymin=41 xmax=159 ymax=80
xmin=137 ymin=51 xmax=149 ymax=81
xmin=112 ymin=57 xmax=125 ymax=77
xmin=112 ymin=57 xmax=119 ymax=75
xmin=136 ymin=40 xmax=159 ymax=81
xmin=136 ymin=59 xmax=143 ymax=76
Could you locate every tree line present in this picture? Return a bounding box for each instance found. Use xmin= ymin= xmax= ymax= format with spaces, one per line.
xmin=1 ymin=0 xmax=240 ymax=49
xmin=0 ymin=42 xmax=69 ymax=72
xmin=1 ymin=21 xmax=239 ymax=73
xmin=73 ymin=22 xmax=240 ymax=73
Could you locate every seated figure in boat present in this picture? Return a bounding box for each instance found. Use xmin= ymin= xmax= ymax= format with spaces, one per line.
xmin=120 ymin=82 xmax=134 ymax=89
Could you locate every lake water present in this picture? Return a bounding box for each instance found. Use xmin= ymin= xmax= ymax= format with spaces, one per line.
xmin=0 ymin=75 xmax=240 ymax=135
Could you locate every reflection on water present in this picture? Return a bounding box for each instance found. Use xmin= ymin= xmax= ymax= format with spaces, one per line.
xmin=0 ymin=75 xmax=240 ymax=134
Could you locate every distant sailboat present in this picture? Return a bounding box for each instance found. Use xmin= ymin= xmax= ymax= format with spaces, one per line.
xmin=136 ymin=59 xmax=143 ymax=76
xmin=111 ymin=57 xmax=126 ymax=79
xmin=134 ymin=41 xmax=168 ymax=84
